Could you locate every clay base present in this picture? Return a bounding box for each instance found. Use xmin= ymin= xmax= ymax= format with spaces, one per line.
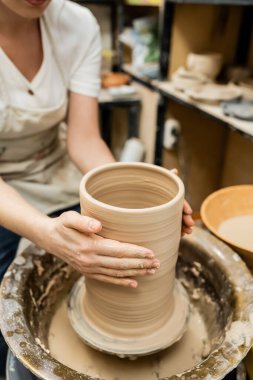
xmin=68 ymin=277 xmax=189 ymax=358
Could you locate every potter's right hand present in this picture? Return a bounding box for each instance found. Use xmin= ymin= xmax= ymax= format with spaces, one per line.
xmin=44 ymin=211 xmax=159 ymax=288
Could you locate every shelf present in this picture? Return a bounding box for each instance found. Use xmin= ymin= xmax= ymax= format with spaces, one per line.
xmin=122 ymin=65 xmax=253 ymax=140
xmin=153 ymin=80 xmax=253 ymax=140
xmin=99 ymin=88 xmax=141 ymax=105
xmin=122 ymin=64 xmax=157 ymax=89
xmin=165 ymin=0 xmax=253 ymax=5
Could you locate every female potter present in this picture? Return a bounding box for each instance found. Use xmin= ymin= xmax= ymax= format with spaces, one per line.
xmin=0 ymin=0 xmax=194 ymax=375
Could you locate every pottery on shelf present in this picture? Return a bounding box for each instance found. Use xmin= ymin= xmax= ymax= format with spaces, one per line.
xmin=222 ymin=98 xmax=253 ymax=121
xmin=68 ymin=162 xmax=189 ymax=357
xmin=101 ymin=72 xmax=130 ymax=88
xmin=171 ymin=66 xmax=209 ymax=92
xmin=186 ymin=52 xmax=223 ymax=80
xmin=107 ymin=85 xmax=137 ymax=99
xmin=185 ymin=83 xmax=242 ymax=105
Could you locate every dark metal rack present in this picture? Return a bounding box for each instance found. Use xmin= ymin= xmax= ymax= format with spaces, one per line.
xmin=158 ymin=0 xmax=175 ymax=80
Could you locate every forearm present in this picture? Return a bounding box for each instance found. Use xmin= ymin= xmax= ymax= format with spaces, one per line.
xmin=68 ymin=134 xmax=115 ymax=174
xmin=0 ymin=177 xmax=49 ymax=247
xmin=67 ymin=92 xmax=115 ymax=173
xmin=0 ymin=178 xmax=158 ymax=287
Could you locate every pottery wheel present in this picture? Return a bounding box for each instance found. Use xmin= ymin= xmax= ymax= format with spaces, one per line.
xmin=68 ymin=277 xmax=189 ymax=358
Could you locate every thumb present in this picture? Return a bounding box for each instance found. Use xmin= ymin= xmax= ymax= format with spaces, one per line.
xmin=171 ymin=168 xmax=178 ymax=175
xmin=61 ymin=211 xmax=102 ymax=234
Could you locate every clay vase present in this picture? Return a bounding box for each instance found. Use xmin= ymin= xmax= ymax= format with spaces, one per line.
xmin=186 ymin=52 xmax=223 ymax=80
xmin=68 ymin=162 xmax=189 ymax=357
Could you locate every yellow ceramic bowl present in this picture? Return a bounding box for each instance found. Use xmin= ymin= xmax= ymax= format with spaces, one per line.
xmin=200 ymin=185 xmax=253 ymax=269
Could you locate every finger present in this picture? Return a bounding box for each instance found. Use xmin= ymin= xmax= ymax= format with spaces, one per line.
xmin=183 ymin=200 xmax=192 ymax=215
xmin=170 ymin=168 xmax=178 ymax=175
xmin=182 ymin=226 xmax=193 ymax=235
xmin=85 ymin=273 xmax=138 ymax=288
xmin=84 ymin=266 xmax=157 ymax=278
xmin=95 ymin=256 xmax=160 ymax=270
xmin=183 ymin=214 xmax=195 ymax=228
xmin=61 ymin=211 xmax=102 ymax=233
xmin=92 ymin=237 xmax=154 ymax=259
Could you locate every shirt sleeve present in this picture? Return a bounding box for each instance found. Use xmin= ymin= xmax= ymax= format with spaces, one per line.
xmin=68 ymin=14 xmax=102 ymax=98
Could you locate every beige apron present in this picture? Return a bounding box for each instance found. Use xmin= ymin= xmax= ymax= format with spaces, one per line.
xmin=0 ymin=17 xmax=82 ymax=214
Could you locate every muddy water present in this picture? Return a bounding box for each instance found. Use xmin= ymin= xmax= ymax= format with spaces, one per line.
xmin=48 ymin=299 xmax=208 ymax=380
xmin=218 ymin=215 xmax=253 ymax=251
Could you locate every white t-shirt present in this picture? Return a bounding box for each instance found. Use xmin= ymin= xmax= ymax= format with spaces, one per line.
xmin=0 ymin=0 xmax=101 ymax=112
xmin=45 ymin=0 xmax=101 ymax=97
xmin=0 ymin=0 xmax=102 ymax=214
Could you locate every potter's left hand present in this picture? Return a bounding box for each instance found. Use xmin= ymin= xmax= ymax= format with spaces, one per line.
xmin=182 ymin=200 xmax=194 ymax=235
xmin=170 ymin=169 xmax=194 ymax=235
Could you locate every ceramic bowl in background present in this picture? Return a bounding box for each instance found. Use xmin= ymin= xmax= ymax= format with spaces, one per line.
xmin=101 ymin=72 xmax=130 ymax=88
xmin=222 ymin=99 xmax=253 ymax=121
xmin=200 ymin=185 xmax=253 ymax=269
xmin=171 ymin=66 xmax=209 ymax=92
xmin=185 ymin=83 xmax=242 ymax=104
xmin=186 ymin=52 xmax=223 ymax=80
xmin=108 ymin=85 xmax=137 ymax=99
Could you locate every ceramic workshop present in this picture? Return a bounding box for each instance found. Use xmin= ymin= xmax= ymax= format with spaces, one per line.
xmin=0 ymin=0 xmax=253 ymax=379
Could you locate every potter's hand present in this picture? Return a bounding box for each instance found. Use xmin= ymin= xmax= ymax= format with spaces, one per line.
xmin=182 ymin=200 xmax=194 ymax=235
xmin=45 ymin=211 xmax=159 ymax=288
xmin=170 ymin=169 xmax=194 ymax=235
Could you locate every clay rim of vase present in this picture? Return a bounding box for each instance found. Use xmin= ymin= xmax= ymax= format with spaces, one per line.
xmin=79 ymin=162 xmax=184 ymax=214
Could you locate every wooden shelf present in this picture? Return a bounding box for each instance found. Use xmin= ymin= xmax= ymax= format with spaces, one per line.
xmin=123 ymin=64 xmax=253 ymax=140
xmin=99 ymin=88 xmax=141 ymax=105
xmin=154 ymin=80 xmax=253 ymax=140
xmin=122 ymin=63 xmax=157 ymax=89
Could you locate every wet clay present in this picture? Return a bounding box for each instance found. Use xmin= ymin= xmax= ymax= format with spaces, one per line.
xmin=68 ymin=277 xmax=189 ymax=357
xmin=218 ymin=215 xmax=253 ymax=251
xmin=49 ymin=298 xmax=208 ymax=380
xmin=2 ymin=228 xmax=253 ymax=380
xmin=71 ymin=163 xmax=188 ymax=356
